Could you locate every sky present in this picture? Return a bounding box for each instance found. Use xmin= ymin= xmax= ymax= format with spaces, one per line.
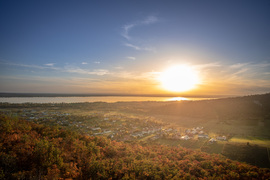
xmin=0 ymin=0 xmax=270 ymax=96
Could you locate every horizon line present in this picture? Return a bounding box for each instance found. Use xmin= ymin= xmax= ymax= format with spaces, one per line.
xmin=0 ymin=92 xmax=266 ymax=98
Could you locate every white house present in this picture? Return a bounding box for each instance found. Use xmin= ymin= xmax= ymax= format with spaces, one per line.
xmin=103 ymin=130 xmax=112 ymax=134
xmin=181 ymin=135 xmax=190 ymax=140
xmin=198 ymin=134 xmax=209 ymax=139
xmin=191 ymin=129 xmax=197 ymax=134
xmin=209 ymin=138 xmax=216 ymax=143
xmin=216 ymin=136 xmax=227 ymax=141
xmin=91 ymin=127 xmax=101 ymax=131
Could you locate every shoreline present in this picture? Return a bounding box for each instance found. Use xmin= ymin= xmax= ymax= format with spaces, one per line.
xmin=0 ymin=96 xmax=217 ymax=104
xmin=0 ymin=92 xmax=229 ymax=98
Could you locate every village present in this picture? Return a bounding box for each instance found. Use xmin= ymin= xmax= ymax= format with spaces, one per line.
xmin=1 ymin=108 xmax=227 ymax=144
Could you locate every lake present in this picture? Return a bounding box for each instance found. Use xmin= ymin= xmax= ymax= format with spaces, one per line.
xmin=0 ymin=96 xmax=215 ymax=104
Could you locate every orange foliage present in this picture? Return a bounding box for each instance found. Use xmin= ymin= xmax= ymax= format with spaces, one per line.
xmin=1 ymin=113 xmax=270 ymax=179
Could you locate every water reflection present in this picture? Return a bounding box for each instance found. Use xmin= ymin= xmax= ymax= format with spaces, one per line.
xmin=166 ymin=97 xmax=189 ymax=101
xmin=0 ymin=96 xmax=213 ymax=104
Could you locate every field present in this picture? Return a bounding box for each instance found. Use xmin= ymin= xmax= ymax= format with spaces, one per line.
xmin=1 ymin=93 xmax=270 ymax=168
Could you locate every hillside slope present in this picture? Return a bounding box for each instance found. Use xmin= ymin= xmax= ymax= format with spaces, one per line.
xmin=150 ymin=93 xmax=270 ymax=119
xmin=1 ymin=114 xmax=270 ymax=179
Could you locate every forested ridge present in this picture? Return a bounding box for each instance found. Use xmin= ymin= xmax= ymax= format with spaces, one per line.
xmin=1 ymin=114 xmax=270 ymax=179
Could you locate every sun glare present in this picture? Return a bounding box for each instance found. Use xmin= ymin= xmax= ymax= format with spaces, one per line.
xmin=159 ymin=65 xmax=199 ymax=92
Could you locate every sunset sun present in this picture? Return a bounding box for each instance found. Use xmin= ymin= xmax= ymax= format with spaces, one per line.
xmin=159 ymin=65 xmax=199 ymax=92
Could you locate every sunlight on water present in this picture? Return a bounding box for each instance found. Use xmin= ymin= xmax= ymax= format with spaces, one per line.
xmin=0 ymin=96 xmax=215 ymax=104
xmin=166 ymin=97 xmax=189 ymax=101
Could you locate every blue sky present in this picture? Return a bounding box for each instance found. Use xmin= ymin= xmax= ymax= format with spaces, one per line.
xmin=0 ymin=0 xmax=270 ymax=95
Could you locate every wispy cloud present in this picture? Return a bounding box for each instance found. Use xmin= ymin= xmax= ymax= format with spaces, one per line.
xmin=228 ymin=62 xmax=270 ymax=76
xmin=82 ymin=62 xmax=88 ymax=65
xmin=230 ymin=63 xmax=249 ymax=69
xmin=142 ymin=15 xmax=159 ymax=25
xmin=94 ymin=61 xmax=101 ymax=64
xmin=1 ymin=61 xmax=109 ymax=76
xmin=195 ymin=62 xmax=221 ymax=70
xmin=44 ymin=63 xmax=55 ymax=66
xmin=122 ymin=24 xmax=135 ymax=40
xmin=201 ymin=61 xmax=270 ymax=87
xmin=231 ymin=68 xmax=249 ymax=76
xmin=89 ymin=69 xmax=109 ymax=76
xmin=251 ymin=61 xmax=270 ymax=68
xmin=139 ymin=71 xmax=160 ymax=81
xmin=63 ymin=65 xmax=109 ymax=76
xmin=126 ymin=56 xmax=136 ymax=60
xmin=124 ymin=43 xmax=141 ymax=50
xmin=114 ymin=66 xmax=124 ymax=70
xmin=0 ymin=61 xmax=59 ymax=70
xmin=124 ymin=43 xmax=156 ymax=52
xmin=121 ymin=15 xmax=159 ymax=40
xmin=121 ymin=15 xmax=159 ymax=52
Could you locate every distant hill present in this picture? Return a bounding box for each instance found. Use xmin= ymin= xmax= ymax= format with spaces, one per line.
xmin=151 ymin=93 xmax=270 ymax=120
xmin=1 ymin=114 xmax=270 ymax=179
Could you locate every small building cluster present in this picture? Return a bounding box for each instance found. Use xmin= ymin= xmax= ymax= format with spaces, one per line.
xmin=180 ymin=127 xmax=227 ymax=143
xmin=181 ymin=127 xmax=207 ymax=140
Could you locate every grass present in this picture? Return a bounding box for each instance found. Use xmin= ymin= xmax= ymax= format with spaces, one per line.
xmin=201 ymin=141 xmax=226 ymax=154
xmin=154 ymin=138 xmax=208 ymax=150
xmin=230 ymin=136 xmax=270 ymax=148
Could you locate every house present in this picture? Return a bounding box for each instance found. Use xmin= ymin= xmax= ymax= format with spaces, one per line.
xmin=181 ymin=135 xmax=190 ymax=140
xmin=185 ymin=129 xmax=191 ymax=134
xmin=198 ymin=130 xmax=204 ymax=134
xmin=198 ymin=134 xmax=209 ymax=139
xmin=91 ymin=127 xmax=101 ymax=131
xmin=165 ymin=128 xmax=173 ymax=132
xmin=132 ymin=132 xmax=144 ymax=138
xmin=216 ymin=136 xmax=227 ymax=141
xmin=103 ymin=130 xmax=112 ymax=134
xmin=209 ymin=138 xmax=216 ymax=143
